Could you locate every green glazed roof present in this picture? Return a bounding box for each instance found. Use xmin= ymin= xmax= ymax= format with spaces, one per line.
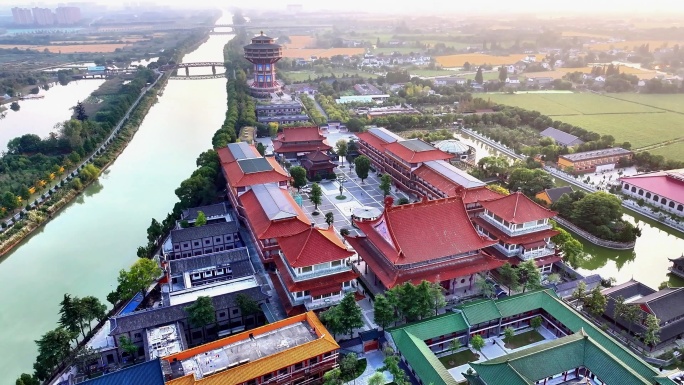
xmin=391 ymin=312 xmax=468 ymax=340
xmin=390 ymin=330 xmax=459 ymax=385
xmin=459 ymin=299 xmax=501 ymax=326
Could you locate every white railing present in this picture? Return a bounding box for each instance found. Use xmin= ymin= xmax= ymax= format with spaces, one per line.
xmin=482 ymin=215 xmax=552 ymax=236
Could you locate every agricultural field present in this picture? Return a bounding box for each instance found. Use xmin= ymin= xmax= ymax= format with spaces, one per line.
xmin=283 ymin=35 xmax=315 ymax=49
xmin=409 ymin=69 xmax=461 ymax=77
xmin=372 ymin=47 xmax=423 ymax=54
xmin=606 ymin=94 xmax=684 ymax=114
xmin=587 ymin=40 xmax=684 ymax=51
xmin=0 ymin=43 xmax=128 ymax=53
xmin=648 ymin=141 xmax=684 ymax=161
xmin=280 ymin=69 xmax=376 ymax=82
xmin=485 ymin=93 xmax=662 ymax=115
xmin=436 ymin=53 xmax=544 ymax=67
xmin=561 ymin=31 xmax=613 ymax=39
xmin=281 ymin=47 xmax=365 ymax=58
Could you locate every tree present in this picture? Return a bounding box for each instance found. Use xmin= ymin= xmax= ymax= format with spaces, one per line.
xmin=623 ymin=305 xmax=642 ymax=343
xmin=643 ymin=314 xmax=661 ymax=349
xmin=290 ymin=166 xmax=307 ymax=191
xmin=73 ymin=346 xmax=100 ymax=377
xmin=320 ymin=307 xmax=344 ymax=338
xmin=517 ymin=260 xmax=542 ymax=293
xmin=530 ymin=316 xmax=543 ymax=330
xmin=195 ymin=211 xmax=207 ymax=227
xmin=507 ymin=168 xmax=554 ymax=196
xmin=34 ymin=328 xmax=73 ymax=380
xmin=571 ymin=281 xmax=587 ymax=308
xmin=323 ymin=368 xmax=343 ymax=385
xmin=380 ymin=174 xmax=392 ymax=196
xmin=185 ymin=296 xmax=216 ymax=329
xmin=346 ymin=118 xmax=365 ymax=132
xmin=310 ymin=183 xmax=323 ymax=213
xmin=268 ymin=122 xmax=279 ymax=137
xmin=373 ymin=294 xmax=397 ymax=330
xmin=117 ymin=258 xmax=161 ymax=299
xmin=476 ymin=276 xmax=495 ymax=298
xmin=338 ymin=293 xmax=364 ymax=338
xmin=175 ymin=175 xmax=215 ymax=208
xmin=499 ymin=65 xmax=508 ymax=82
xmin=147 ymin=218 xmax=163 ymax=244
xmin=325 ymin=212 xmax=334 ymax=228
xmin=15 ymin=373 xmax=39 ymax=385
xmin=118 ymin=335 xmax=138 ymax=361
xmin=336 ymin=139 xmax=348 ymax=167
xmin=74 ymin=101 xmax=88 ymax=121
xmin=498 ymin=262 xmax=519 ymax=295
xmin=1 ymin=191 xmax=18 ymax=211
xmin=80 ymin=295 xmax=107 ymax=331
xmin=340 ymin=353 xmax=359 ymax=381
xmin=450 ymin=338 xmax=462 ymax=353
xmin=368 ymin=372 xmax=385 ymax=385
xmin=236 ymin=293 xmax=260 ymax=323
xmin=428 ymin=281 xmax=446 ymax=315
xmin=503 ymin=326 xmax=515 ymax=342
xmin=354 ymin=155 xmax=371 ymax=182
xmin=10 ymin=101 xmax=20 ymax=111
xmin=470 ymin=334 xmax=485 ymax=354
xmin=381 ymin=351 xmax=409 ymax=385
xmin=551 ymin=222 xmax=586 ymax=268
xmin=59 ymin=294 xmax=85 ymax=340
xmin=79 ymin=163 xmax=100 ymax=182
xmin=475 ymin=66 xmax=484 ymax=84
xmin=256 ymin=142 xmax=266 ymax=156
xmin=613 ymin=295 xmax=627 ymax=328
xmin=585 ymin=287 xmax=607 ymax=317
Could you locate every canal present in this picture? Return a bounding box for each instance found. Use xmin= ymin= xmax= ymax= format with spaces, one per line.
xmin=0 ymin=16 xmax=234 ymax=382
xmin=0 ymin=80 xmax=105 ymax=151
xmin=456 ymin=132 xmax=684 ymax=289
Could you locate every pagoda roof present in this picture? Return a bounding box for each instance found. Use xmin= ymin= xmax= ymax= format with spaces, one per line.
xmin=355 ymin=131 xmax=393 ymax=152
xmin=480 ymin=191 xmax=557 ymax=224
xmin=223 ymin=156 xmax=289 ymax=188
xmin=239 ymin=184 xmax=311 ymax=239
xmin=384 ymin=139 xmax=454 ymax=163
xmin=218 ymin=142 xmax=261 ymax=165
xmin=276 ymin=226 xmax=354 ymax=268
xmin=413 ymin=160 xmax=485 ymax=195
xmin=462 ymin=186 xmax=506 ymax=205
xmin=275 ymin=126 xmax=325 ymax=143
xmin=473 ymin=216 xmax=559 ymax=244
xmin=304 ymin=149 xmax=331 ymax=162
xmin=273 ymin=254 xmax=358 ymax=294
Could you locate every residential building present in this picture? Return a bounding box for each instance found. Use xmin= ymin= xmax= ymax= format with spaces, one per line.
xmin=602 ymin=279 xmax=684 ymax=350
xmin=387 ymin=289 xmax=676 ymax=385
xmin=181 ymin=202 xmax=231 ymax=226
xmin=620 ymin=169 xmax=684 ymax=216
xmin=238 ymin=183 xmax=310 ymax=265
xmin=540 ymin=127 xmax=584 ymax=147
xmin=255 ymin=101 xmax=309 ymax=125
xmin=336 ymin=95 xmax=390 ymax=104
xmin=11 ymin=7 xmax=33 ymax=25
xmin=272 ymin=126 xmax=332 ymax=160
xmin=557 ymin=147 xmax=633 ymax=174
xmin=345 ymin=196 xmax=502 ymax=295
xmin=433 ymin=77 xmax=467 ymax=86
xmin=162 ymin=311 xmax=339 ymax=385
xmin=55 ymin=6 xmax=81 ymax=24
xmin=669 ymin=255 xmax=684 ymax=279
xmin=300 ymin=148 xmax=335 ymax=179
xmin=218 ymin=142 xmax=290 ymax=210
xmin=473 ymin=191 xmax=560 ymax=271
xmin=553 ymin=274 xmax=603 ymax=299
xmin=32 ymin=7 xmax=54 ymax=25
xmin=272 ymin=225 xmax=358 ymax=315
xmin=166 ymin=220 xmax=240 ymax=260
xmin=354 ymin=83 xmax=383 ymax=95
xmin=79 ymin=359 xmax=165 ymax=385
xmin=535 ymin=185 xmax=574 ymax=207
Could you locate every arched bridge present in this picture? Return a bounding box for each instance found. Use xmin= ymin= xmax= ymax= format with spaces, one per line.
xmin=174 ymin=62 xmax=224 ymax=69
xmin=169 ymin=74 xmax=226 ymax=80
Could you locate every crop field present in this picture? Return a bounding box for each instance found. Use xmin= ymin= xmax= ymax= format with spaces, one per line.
xmin=281 ymin=47 xmax=365 ymax=58
xmin=649 ymin=141 xmax=684 ymax=160
xmin=485 ymin=93 xmax=662 ymax=115
xmin=561 ymin=31 xmax=613 ymax=39
xmin=606 ymin=94 xmax=684 ymax=114
xmin=587 ymin=40 xmax=684 ymax=51
xmin=0 ymin=44 xmax=128 ymax=53
xmin=436 ymin=53 xmax=544 ymax=67
xmin=409 ymin=69 xmax=461 ymax=77
xmin=280 ymin=69 xmax=376 ymax=82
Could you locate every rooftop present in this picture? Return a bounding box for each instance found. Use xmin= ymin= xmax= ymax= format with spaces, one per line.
xmin=78 ymin=359 xmax=165 ymax=385
xmin=240 ymin=185 xmax=311 ymax=240
xmin=237 ymin=158 xmax=274 ymax=174
xmin=219 ymin=142 xmax=261 ymax=164
xmin=168 ymin=276 xmax=260 ymax=306
xmin=181 ymin=203 xmax=229 ymax=222
xmin=385 ymin=139 xmax=453 ymax=164
xmin=164 ymin=312 xmax=338 ymax=385
xmin=480 ymin=191 xmax=557 ymax=224
xmin=169 ymin=222 xmax=238 ymax=243
xmin=253 ymin=183 xmax=300 ymax=220
xmin=540 ymin=186 xmax=574 ymax=204
xmin=146 ymin=324 xmax=184 ymax=360
xmin=275 ymin=126 xmax=325 ymax=143
xmin=367 ymin=127 xmax=404 ymax=143
xmin=540 ymin=127 xmax=584 ymax=146
xmin=276 ymin=226 xmax=353 ymax=268
xmin=620 ymin=170 xmax=684 ymax=205
xmin=433 ymin=139 xmax=472 ymax=155
xmin=560 ymin=147 xmax=632 ymax=162
xmin=423 ymin=160 xmax=485 ymax=189
xmin=168 ymin=248 xmax=253 ymax=278
xmin=223 ymin=156 xmax=289 ymax=189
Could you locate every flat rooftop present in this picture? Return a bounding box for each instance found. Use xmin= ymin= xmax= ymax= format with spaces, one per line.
xmin=560 ymin=147 xmax=632 ymax=162
xmin=168 ymin=276 xmax=259 ymax=306
xmin=174 ymin=321 xmax=317 ymax=380
xmin=147 ymin=324 xmax=184 ymax=360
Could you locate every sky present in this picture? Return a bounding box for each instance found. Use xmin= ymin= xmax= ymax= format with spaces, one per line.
xmin=8 ymin=0 xmax=684 ymax=16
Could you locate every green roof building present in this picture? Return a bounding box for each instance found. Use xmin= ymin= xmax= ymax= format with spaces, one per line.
xmin=388 ymin=289 xmax=678 ymax=385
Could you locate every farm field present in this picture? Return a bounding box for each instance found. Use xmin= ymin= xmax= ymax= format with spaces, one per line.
xmin=280 ymin=69 xmax=376 ymax=82
xmin=648 ymin=141 xmax=684 ymax=162
xmin=283 ymin=35 xmax=315 ymax=49
xmin=372 ymin=47 xmax=423 ymax=54
xmin=409 ymin=69 xmax=460 ymax=77
xmin=587 ymin=40 xmax=684 ymax=51
xmin=436 ymin=53 xmax=544 ymax=67
xmin=281 ymin=47 xmax=365 ymax=58
xmin=0 ymin=44 xmax=128 ymax=53
xmin=484 ymin=93 xmax=663 ymax=115
xmin=552 ymin=112 xmax=684 ymax=148
xmin=606 ymin=94 xmax=684 ymax=114
xmin=561 ymin=31 xmax=613 ymax=39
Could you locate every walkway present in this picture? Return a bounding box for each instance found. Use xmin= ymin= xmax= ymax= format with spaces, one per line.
xmin=460 ymin=128 xmax=524 ymax=161
xmin=345 ymin=351 xmax=393 ymax=385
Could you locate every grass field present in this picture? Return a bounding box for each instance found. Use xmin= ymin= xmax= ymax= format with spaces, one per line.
xmin=280 ymin=69 xmax=376 ymax=82
xmin=649 ymin=141 xmax=684 ymax=160
xmin=436 ymin=53 xmax=544 ymax=67
xmin=438 ymin=349 xmax=479 ymax=369
xmin=485 ymin=93 xmax=663 ymax=115
xmin=504 ymin=330 xmax=545 ymax=349
xmin=0 ymin=44 xmax=128 ymax=53
xmin=409 ymin=69 xmax=461 ymax=77
xmin=606 ymin=94 xmax=684 ymax=114
xmin=282 ymin=47 xmax=365 ymax=58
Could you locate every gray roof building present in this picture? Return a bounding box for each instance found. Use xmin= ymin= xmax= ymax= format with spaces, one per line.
xmin=554 ymin=274 xmax=602 ymax=299
xmin=168 ymin=248 xmax=253 ymax=277
xmin=181 ymin=203 xmax=229 ymax=222
xmin=541 ymin=186 xmax=574 ymax=204
xmin=170 ymin=222 xmax=238 ymax=243
xmin=540 ymin=127 xmax=584 ymax=147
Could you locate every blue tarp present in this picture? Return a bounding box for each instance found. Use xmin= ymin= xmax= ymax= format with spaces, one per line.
xmin=119 ymin=292 xmax=143 ymax=315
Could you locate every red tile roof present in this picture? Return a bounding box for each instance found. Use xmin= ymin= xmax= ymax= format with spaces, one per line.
xmin=354 ymin=197 xmax=495 ymax=265
xmin=620 ymin=171 xmax=684 ymax=204
xmin=473 ymin=217 xmax=559 ymax=244
xmin=275 ymin=126 xmax=325 ymax=143
xmin=356 ymin=131 xmax=391 ymax=152
xmin=273 ymin=142 xmax=332 ymax=154
xmin=239 ymin=189 xmax=311 ymax=239
xmin=384 ymin=141 xmax=453 ymax=163
xmin=273 ymin=254 xmax=358 ymax=293
xmin=217 ymin=145 xmax=259 ymax=165
xmin=223 ymin=157 xmax=289 ymax=189
xmin=277 ymin=226 xmax=354 ymax=268
xmin=479 ymin=191 xmax=557 ymax=224
xmin=346 ymin=234 xmax=503 ymax=288
xmin=462 ymin=187 xmax=506 ymax=205
xmin=305 ymin=149 xmax=332 ymax=162
xmin=413 ymin=165 xmax=461 ymax=196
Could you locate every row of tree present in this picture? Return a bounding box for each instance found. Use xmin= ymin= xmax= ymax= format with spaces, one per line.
xmin=373 ymin=280 xmax=446 ymax=329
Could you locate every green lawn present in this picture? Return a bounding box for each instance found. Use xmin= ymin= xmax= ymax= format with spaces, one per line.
xmin=410 ymin=69 xmax=461 ymax=77
xmin=438 ymin=349 xmax=480 ymax=369
xmin=606 ymin=93 xmax=684 ymax=114
xmin=647 ymin=141 xmax=684 ymax=162
xmin=503 ymin=330 xmax=545 ymax=349
xmin=484 ymin=93 xmax=663 ymax=115
xmin=280 ymin=69 xmax=376 ymax=82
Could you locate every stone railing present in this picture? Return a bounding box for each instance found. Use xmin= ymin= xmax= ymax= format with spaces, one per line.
xmin=460 ymin=128 xmax=525 ymax=160
xmin=554 ymin=217 xmax=635 ymax=250
xmin=622 ymin=199 xmax=684 ymax=235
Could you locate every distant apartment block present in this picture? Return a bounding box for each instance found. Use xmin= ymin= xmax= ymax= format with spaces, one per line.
xmin=32 ymin=7 xmax=55 ymax=26
xmin=11 ymin=7 xmax=33 ymax=25
xmin=55 ymin=6 xmax=81 ymax=24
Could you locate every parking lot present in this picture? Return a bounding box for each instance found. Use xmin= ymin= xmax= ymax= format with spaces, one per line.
xmin=297 ymin=162 xmax=413 ymax=236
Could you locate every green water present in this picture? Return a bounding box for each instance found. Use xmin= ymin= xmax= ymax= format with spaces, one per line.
xmin=0 ymin=18 xmax=234 ymax=382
